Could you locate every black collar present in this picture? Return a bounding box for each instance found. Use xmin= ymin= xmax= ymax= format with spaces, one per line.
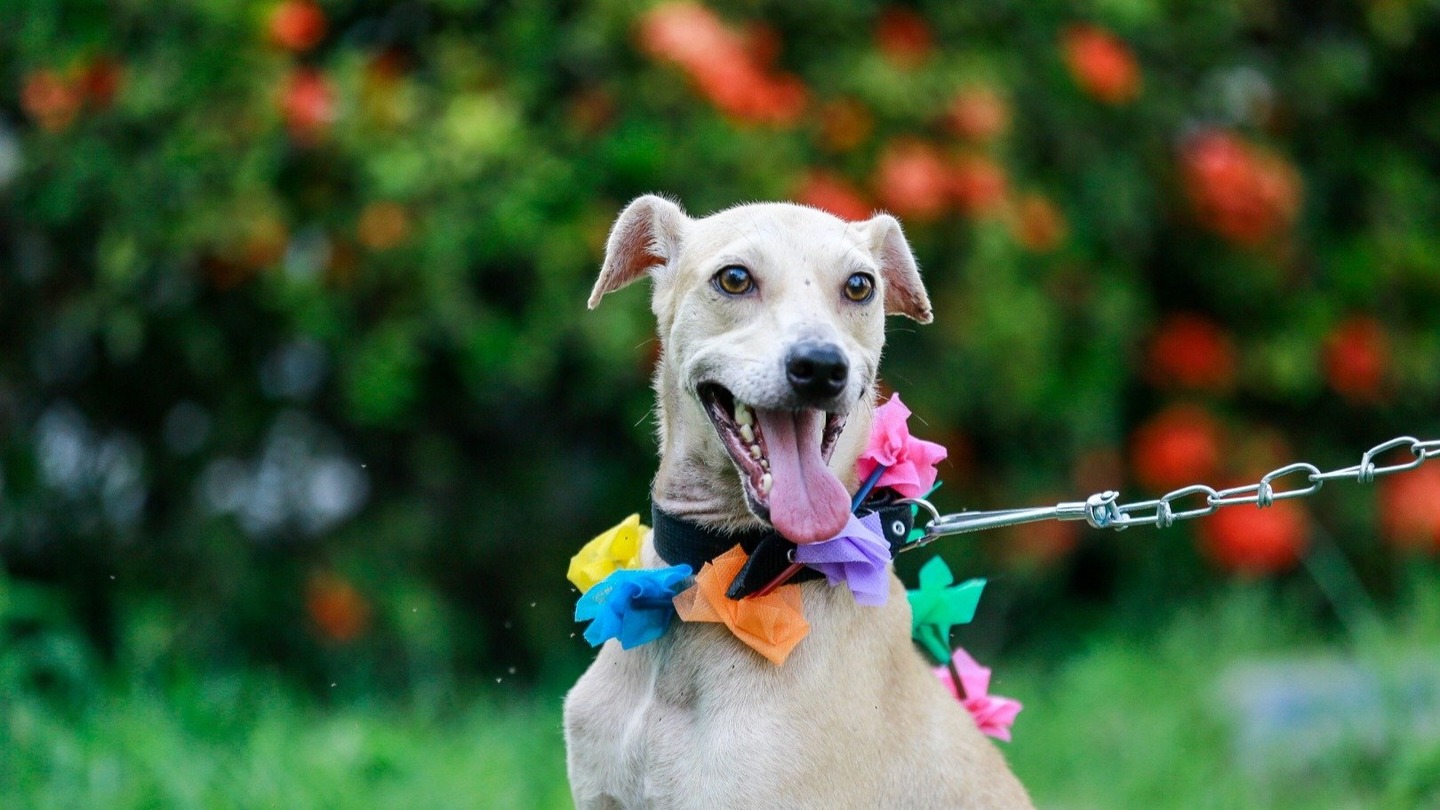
xmin=652 ymin=498 xmax=916 ymax=599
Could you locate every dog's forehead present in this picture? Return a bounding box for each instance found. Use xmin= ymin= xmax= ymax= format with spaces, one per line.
xmin=681 ymin=204 xmax=874 ymax=272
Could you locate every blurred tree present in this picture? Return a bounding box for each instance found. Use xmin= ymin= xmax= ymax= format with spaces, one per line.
xmin=0 ymin=0 xmax=1438 ymax=686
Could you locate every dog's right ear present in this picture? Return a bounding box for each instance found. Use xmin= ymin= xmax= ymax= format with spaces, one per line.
xmin=588 ymin=195 xmax=690 ymax=309
xmin=859 ymin=213 xmax=932 ymax=323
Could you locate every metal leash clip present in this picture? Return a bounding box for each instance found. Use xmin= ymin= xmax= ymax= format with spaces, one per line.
xmin=896 ymin=435 xmax=1440 ymax=550
xmin=897 ymin=492 xmax=1120 ymax=550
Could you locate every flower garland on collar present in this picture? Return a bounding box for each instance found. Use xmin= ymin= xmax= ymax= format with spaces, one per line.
xmin=567 ymin=393 xmax=1022 ymax=739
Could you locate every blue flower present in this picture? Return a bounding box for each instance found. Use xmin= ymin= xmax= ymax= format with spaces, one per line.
xmin=574 ymin=565 xmax=692 ymax=649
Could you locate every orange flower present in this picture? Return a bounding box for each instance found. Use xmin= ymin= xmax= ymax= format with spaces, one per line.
xmin=1146 ymin=314 xmax=1237 ymax=392
xmin=949 ymin=155 xmax=1009 ymax=218
xmin=673 ymin=545 xmax=809 ymax=665
xmin=21 ymin=70 xmax=83 ymax=132
xmin=946 ymin=86 xmax=1010 ymax=143
xmin=280 ymin=68 xmax=337 ymax=142
xmin=1009 ymin=193 xmax=1067 ymax=251
xmin=876 ymin=7 xmax=933 ymax=69
xmin=1322 ymin=316 xmax=1389 ymax=403
xmin=1380 ymin=465 xmax=1440 ymax=554
xmin=306 ymin=572 xmax=372 ymax=643
xmin=794 ymin=170 xmax=872 ymax=221
xmin=269 ymin=0 xmax=328 ymax=52
xmin=358 ymin=202 xmax=412 ymax=250
xmin=873 ymin=140 xmax=949 ymax=222
xmin=1061 ymin=24 xmax=1141 ymax=104
xmin=1130 ymin=404 xmax=1222 ymax=492
xmin=1180 ymin=129 xmax=1302 ymax=245
xmin=1197 ymin=500 xmax=1309 ymax=576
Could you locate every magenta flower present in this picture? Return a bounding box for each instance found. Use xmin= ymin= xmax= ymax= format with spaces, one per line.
xmin=856 ymin=394 xmax=948 ymax=499
xmin=934 ymin=647 xmax=1023 ymax=742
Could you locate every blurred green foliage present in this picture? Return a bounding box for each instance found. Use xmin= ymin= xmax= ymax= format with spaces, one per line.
xmin=1 ymin=0 xmax=1439 ymax=696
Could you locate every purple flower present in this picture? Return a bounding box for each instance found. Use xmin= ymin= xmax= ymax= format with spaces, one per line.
xmin=793 ymin=512 xmax=892 ymax=606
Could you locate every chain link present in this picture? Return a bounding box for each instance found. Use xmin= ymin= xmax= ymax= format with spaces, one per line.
xmin=904 ymin=435 xmax=1440 ymax=547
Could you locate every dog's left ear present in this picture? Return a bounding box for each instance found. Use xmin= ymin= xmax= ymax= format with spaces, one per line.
xmin=588 ymin=194 xmax=691 ymax=309
xmin=859 ymin=214 xmax=932 ymax=323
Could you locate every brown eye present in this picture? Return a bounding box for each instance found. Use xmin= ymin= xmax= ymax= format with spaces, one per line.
xmin=843 ymin=272 xmax=875 ymax=303
xmin=714 ymin=265 xmax=754 ymax=296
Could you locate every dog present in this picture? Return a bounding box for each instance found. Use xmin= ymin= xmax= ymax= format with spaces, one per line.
xmin=565 ymin=196 xmax=1032 ymax=808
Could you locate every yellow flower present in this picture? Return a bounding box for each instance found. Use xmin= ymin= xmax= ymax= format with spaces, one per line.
xmin=567 ymin=513 xmax=646 ymax=593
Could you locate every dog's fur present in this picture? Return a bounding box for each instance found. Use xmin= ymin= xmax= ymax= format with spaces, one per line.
xmin=565 ymin=196 xmax=1032 ymax=808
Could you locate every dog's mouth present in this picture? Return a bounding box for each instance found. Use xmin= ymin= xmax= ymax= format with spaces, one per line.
xmin=698 ymin=383 xmax=852 ymax=544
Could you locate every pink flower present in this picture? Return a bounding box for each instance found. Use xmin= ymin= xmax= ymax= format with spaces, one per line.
xmin=934 ymin=648 xmax=1023 ymax=741
xmin=856 ymin=394 xmax=947 ymax=499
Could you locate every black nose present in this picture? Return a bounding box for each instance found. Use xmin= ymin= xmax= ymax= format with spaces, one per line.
xmin=785 ymin=342 xmax=849 ymax=402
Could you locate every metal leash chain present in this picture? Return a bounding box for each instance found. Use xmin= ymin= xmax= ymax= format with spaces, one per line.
xmin=899 ymin=435 xmax=1440 ymax=550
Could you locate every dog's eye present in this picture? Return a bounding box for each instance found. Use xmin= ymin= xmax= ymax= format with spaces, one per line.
xmin=842 ymin=272 xmax=875 ymax=303
xmin=714 ymin=265 xmax=755 ymax=296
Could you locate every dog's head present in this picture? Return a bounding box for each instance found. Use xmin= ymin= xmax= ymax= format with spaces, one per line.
xmin=589 ymin=196 xmax=931 ymax=543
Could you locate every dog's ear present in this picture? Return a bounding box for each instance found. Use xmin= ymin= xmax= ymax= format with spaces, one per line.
xmin=588 ymin=195 xmax=690 ymax=309
xmin=860 ymin=214 xmax=932 ymax=323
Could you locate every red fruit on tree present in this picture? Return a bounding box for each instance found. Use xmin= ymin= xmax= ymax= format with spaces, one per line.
xmin=949 ymin=155 xmax=1009 ymax=218
xmin=1198 ymin=500 xmax=1309 ymax=575
xmin=947 ymin=86 xmax=1010 ymax=143
xmin=873 ymin=140 xmax=949 ymax=222
xmin=638 ymin=2 xmax=808 ymax=127
xmin=305 ymin=572 xmax=371 ymax=643
xmin=1146 ymin=314 xmax=1237 ymax=392
xmin=269 ymin=0 xmax=328 ymax=52
xmin=816 ymin=98 xmax=873 ymax=153
xmin=1061 ymin=24 xmax=1141 ymax=104
xmin=1130 ymin=404 xmax=1222 ymax=492
xmin=20 ymin=69 xmax=82 ymax=132
xmin=1180 ymin=129 xmax=1302 ymax=246
xmin=795 ymin=170 xmax=872 ymax=222
xmin=79 ymin=56 xmax=125 ymax=108
xmin=281 ymin=68 xmax=337 ymax=141
xmin=875 ymin=8 xmax=933 ymax=69
xmin=1379 ymin=464 xmax=1440 ymax=553
xmin=1010 ymin=193 xmax=1067 ymax=252
xmin=1322 ymin=316 xmax=1389 ymax=403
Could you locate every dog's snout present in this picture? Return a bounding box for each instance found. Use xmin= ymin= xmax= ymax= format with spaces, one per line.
xmin=785 ymin=342 xmax=848 ymax=402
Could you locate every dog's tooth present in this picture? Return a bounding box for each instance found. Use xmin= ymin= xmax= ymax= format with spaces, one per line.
xmin=760 ymin=473 xmax=772 ymax=494
xmin=739 ymin=424 xmax=754 ymax=443
xmin=761 ymin=459 xmax=769 ymax=470
xmin=749 ymin=444 xmax=762 ymax=459
xmin=735 ymin=404 xmax=753 ymax=427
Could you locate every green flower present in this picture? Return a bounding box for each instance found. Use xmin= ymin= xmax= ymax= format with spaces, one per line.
xmin=907 ymin=556 xmax=986 ymax=663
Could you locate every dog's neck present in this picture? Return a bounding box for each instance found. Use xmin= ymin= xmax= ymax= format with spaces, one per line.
xmin=648 ymin=360 xmax=875 ymax=535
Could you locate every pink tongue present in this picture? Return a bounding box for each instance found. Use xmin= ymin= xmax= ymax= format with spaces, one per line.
xmin=755 ymin=408 xmax=851 ymax=544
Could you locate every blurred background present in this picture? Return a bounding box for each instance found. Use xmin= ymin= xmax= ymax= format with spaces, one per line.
xmin=3 ymin=0 xmax=1440 ymax=807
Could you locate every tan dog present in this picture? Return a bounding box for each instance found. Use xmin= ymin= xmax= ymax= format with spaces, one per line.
xmin=565 ymin=196 xmax=1032 ymax=808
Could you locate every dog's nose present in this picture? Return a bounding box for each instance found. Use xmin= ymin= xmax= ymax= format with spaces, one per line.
xmin=785 ymin=342 xmax=849 ymax=402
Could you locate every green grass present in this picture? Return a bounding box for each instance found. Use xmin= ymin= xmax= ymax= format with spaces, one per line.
xmin=5 ymin=578 xmax=1440 ymax=809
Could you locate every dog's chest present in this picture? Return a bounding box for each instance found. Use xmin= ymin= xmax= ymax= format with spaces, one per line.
xmin=566 ymin=625 xmax=814 ymax=807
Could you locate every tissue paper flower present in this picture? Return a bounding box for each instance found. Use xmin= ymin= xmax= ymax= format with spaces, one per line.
xmin=856 ymin=394 xmax=948 ymax=499
xmin=568 ymin=513 xmax=645 ymax=594
xmin=674 ymin=545 xmax=810 ymax=665
xmin=907 ymin=555 xmax=986 ymax=663
xmin=793 ymin=512 xmax=893 ymax=606
xmin=934 ymin=647 xmax=1023 ymax=741
xmin=574 ymin=565 xmax=692 ymax=649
